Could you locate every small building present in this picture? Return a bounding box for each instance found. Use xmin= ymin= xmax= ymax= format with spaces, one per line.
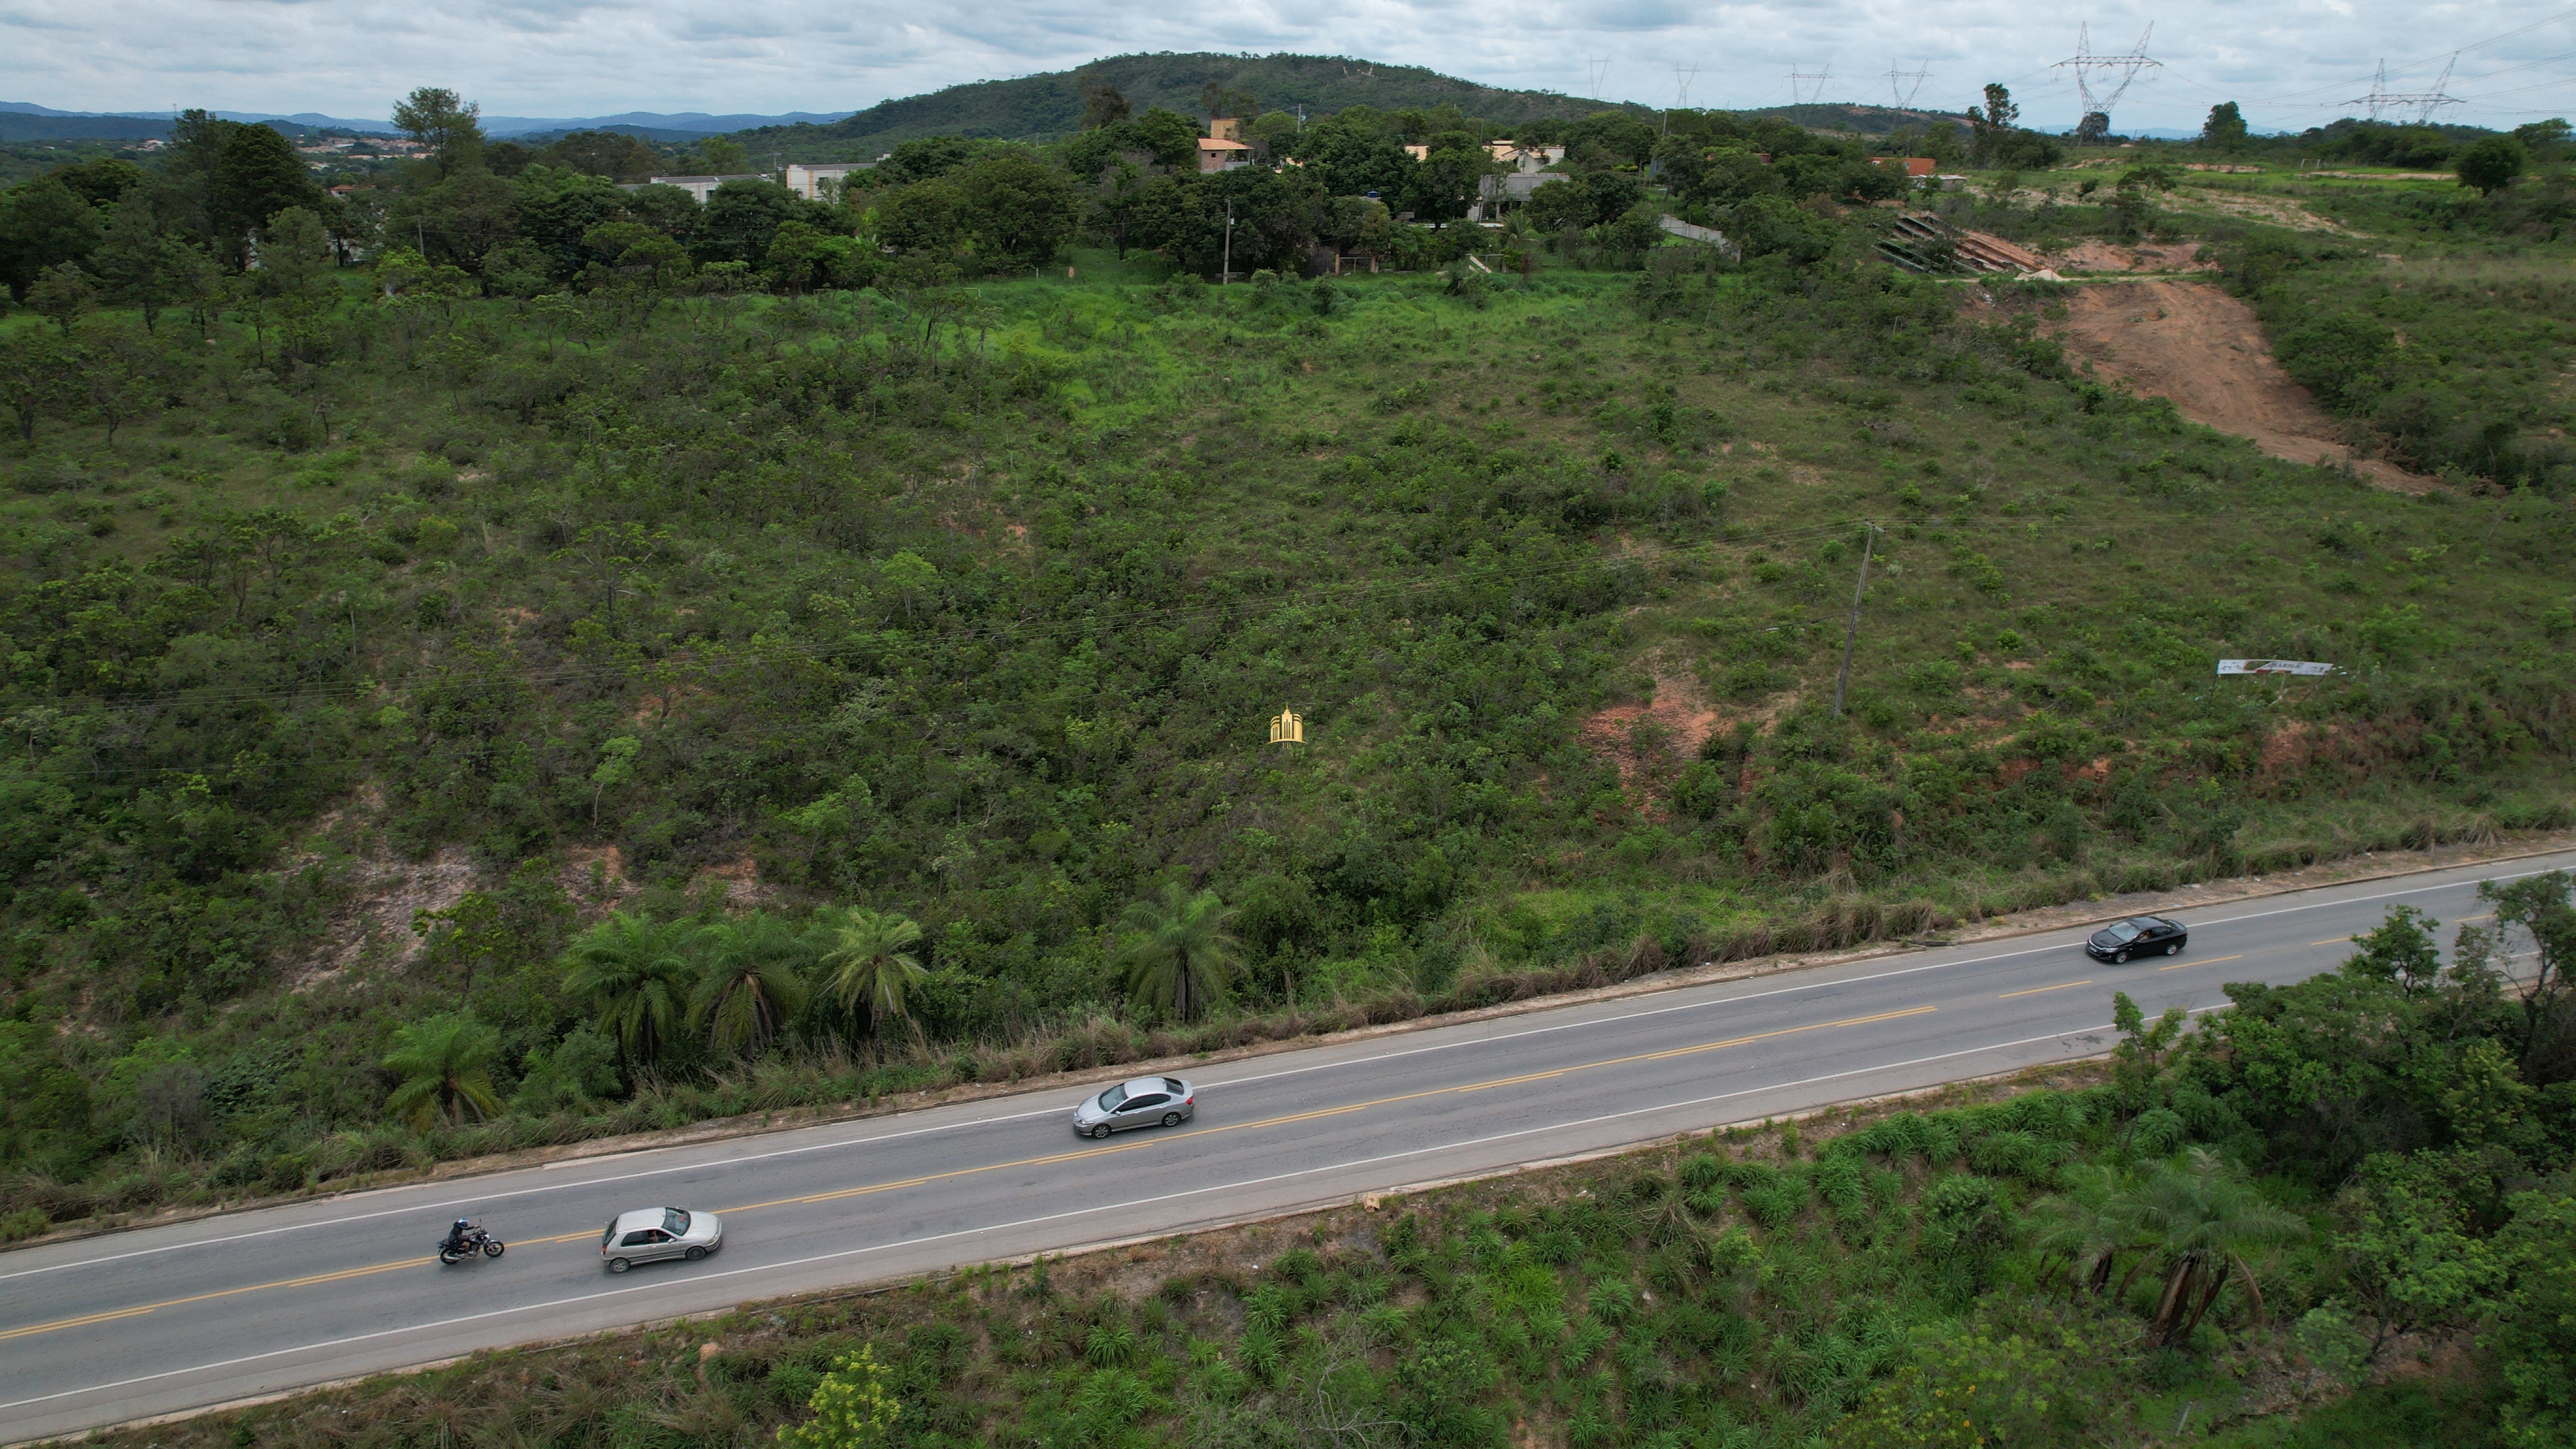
xmin=1487 ymin=141 xmax=1566 ymax=173
xmin=645 ymin=173 xmax=767 ymax=204
xmin=784 ymin=161 xmax=870 ymax=200
xmin=1871 ymin=156 xmax=1938 ymax=178
xmin=1208 ymin=117 xmax=1245 ymax=143
xmin=1195 ymin=136 xmax=1251 ymax=174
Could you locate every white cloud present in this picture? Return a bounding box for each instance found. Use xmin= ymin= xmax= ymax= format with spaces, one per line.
xmin=2 ymin=0 xmax=2569 ymax=132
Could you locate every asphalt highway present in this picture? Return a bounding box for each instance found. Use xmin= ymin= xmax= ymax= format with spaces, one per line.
xmin=3 ymin=849 xmax=2566 ymax=1443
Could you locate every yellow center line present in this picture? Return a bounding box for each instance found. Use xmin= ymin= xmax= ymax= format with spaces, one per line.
xmin=0 ymin=1254 xmax=427 ymax=1341
xmin=1999 ymin=980 xmax=2094 ymax=999
xmin=2310 ymin=938 xmax=2350 ymax=946
xmin=2 ymin=1003 xmax=1938 ymax=1343
xmin=2159 ymin=953 xmax=2246 ymax=972
xmin=726 ymin=1005 xmax=1938 ymax=1215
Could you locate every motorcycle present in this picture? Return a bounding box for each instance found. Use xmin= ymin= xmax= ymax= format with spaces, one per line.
xmin=436 ymin=1226 xmax=506 ymax=1265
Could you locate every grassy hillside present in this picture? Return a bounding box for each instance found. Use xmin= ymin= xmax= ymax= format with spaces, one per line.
xmin=738 ymin=53 xmax=1629 ymax=157
xmin=2 ymin=78 xmax=2574 ymax=1237
xmin=3 ymin=239 xmax=2571 ymax=1229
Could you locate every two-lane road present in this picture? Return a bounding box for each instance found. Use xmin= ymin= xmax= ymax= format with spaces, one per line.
xmin=3 ymin=850 xmax=2564 ymax=1443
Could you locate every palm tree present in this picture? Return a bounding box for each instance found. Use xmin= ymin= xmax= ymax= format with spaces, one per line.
xmin=2028 ymin=1162 xmax=2149 ymax=1296
xmin=818 ymin=907 xmax=927 ymax=1042
xmin=1114 ymin=882 xmax=1237 ymax=1022
xmin=2116 ymin=1148 xmax=2309 ymax=1344
xmin=383 ymin=1012 xmax=504 ymax=1130
xmin=690 ymin=914 xmax=813 ymax=1057
xmin=562 ymin=911 xmax=695 ymax=1070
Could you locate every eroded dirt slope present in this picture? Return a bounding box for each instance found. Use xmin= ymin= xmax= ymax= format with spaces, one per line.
xmin=2042 ymin=279 xmax=2438 ymax=493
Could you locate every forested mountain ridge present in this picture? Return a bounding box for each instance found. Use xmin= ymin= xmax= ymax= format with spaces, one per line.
xmin=737 ymin=52 xmax=1627 ymax=155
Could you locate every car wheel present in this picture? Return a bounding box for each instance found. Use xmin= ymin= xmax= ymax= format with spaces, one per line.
xmin=483 ymin=1240 xmax=505 ymax=1258
xmin=2165 ymin=942 xmax=2181 ymax=956
xmin=608 ymin=1257 xmax=631 ymax=1274
xmin=2113 ymin=950 xmax=2128 ymax=964
xmin=1089 ymin=1124 xmax=1111 ymax=1139
xmin=1161 ymin=1111 xmax=1182 ymax=1127
xmin=684 ymin=1246 xmax=707 ymax=1262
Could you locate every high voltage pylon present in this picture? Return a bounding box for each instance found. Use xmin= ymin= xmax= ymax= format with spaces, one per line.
xmin=1886 ymin=59 xmax=1932 ymax=109
xmin=1586 ymin=56 xmax=1612 ymax=98
xmin=1788 ymin=62 xmax=1833 ymax=105
xmin=2348 ymin=55 xmax=2463 ymax=123
xmin=2052 ymin=24 xmax=2161 ymax=133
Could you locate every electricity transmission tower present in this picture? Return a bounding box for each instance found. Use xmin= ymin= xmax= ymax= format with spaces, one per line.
xmin=2348 ymin=56 xmax=2463 ymax=123
xmin=2052 ymin=24 xmax=2161 ymax=140
xmin=1667 ymin=63 xmax=1699 ymax=129
xmin=1788 ymin=62 xmax=1833 ymax=105
xmin=1886 ymin=60 xmax=1932 ymax=109
xmin=1586 ymin=56 xmax=1612 ymax=98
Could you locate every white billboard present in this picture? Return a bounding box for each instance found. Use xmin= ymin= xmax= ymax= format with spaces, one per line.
xmin=2216 ymin=659 xmax=2337 ymax=676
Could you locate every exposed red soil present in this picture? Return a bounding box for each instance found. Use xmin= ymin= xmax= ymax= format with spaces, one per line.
xmin=2040 ymin=280 xmax=2441 ymax=494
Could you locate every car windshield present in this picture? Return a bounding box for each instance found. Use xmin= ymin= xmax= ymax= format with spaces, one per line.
xmin=1099 ymin=1084 xmax=1128 ymax=1110
xmin=662 ymin=1209 xmax=691 ymax=1235
xmin=2105 ymin=921 xmax=2143 ymax=942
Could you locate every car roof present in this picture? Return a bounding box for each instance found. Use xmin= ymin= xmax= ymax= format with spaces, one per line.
xmin=1122 ymin=1077 xmax=1176 ymax=1095
xmin=611 ymin=1208 xmax=676 ymax=1232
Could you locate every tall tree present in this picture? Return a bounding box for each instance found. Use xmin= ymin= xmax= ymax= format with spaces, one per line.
xmin=1115 ymin=882 xmax=1238 ymax=1022
xmin=2201 ymin=102 xmax=2250 ymax=152
xmin=563 ymin=912 xmax=696 ymax=1069
xmin=690 ymin=914 xmax=813 ymax=1056
xmin=818 ymin=908 xmax=928 ymax=1042
xmin=0 ymin=176 xmax=105 ymax=299
xmin=90 ymin=193 xmax=208 ymax=333
xmin=1080 ymin=79 xmax=1133 ymax=130
xmin=1967 ymin=84 xmax=2020 ymax=167
xmin=393 ymin=86 xmax=488 ymax=178
xmin=382 ymin=1012 xmax=504 ymax=1129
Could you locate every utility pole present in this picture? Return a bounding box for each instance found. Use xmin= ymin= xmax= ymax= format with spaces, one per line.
xmin=1221 ymin=198 xmax=1234 ymax=284
xmin=1832 ymin=522 xmax=1880 ymax=719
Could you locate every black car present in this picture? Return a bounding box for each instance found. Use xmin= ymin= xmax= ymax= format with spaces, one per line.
xmin=2086 ymin=916 xmax=2188 ymax=963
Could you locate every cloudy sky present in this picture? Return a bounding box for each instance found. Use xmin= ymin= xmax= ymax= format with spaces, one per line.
xmin=6 ymin=0 xmax=2571 ymax=133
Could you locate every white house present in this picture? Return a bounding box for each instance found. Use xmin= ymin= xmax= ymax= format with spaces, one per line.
xmin=785 ymin=162 xmax=871 ymax=200
xmin=645 ymin=174 xmax=766 ymax=204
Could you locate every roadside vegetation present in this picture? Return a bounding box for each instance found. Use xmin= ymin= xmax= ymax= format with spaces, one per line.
xmin=71 ymin=899 xmax=2576 ymax=1448
xmin=1 ymin=79 xmax=2573 ymax=1257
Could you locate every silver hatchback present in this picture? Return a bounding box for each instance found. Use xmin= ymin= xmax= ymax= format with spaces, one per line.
xmin=600 ymin=1207 xmax=723 ymax=1273
xmin=1072 ymin=1076 xmax=1196 ymax=1138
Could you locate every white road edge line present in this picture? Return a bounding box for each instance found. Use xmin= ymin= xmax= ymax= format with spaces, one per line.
xmin=0 ymin=1018 xmax=2127 ymax=1419
xmin=7 ymin=856 xmax=2558 ymax=1284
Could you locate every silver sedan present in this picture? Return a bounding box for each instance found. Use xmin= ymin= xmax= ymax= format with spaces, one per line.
xmin=1072 ymin=1076 xmax=1196 ymax=1138
xmin=600 ymin=1207 xmax=723 ymax=1273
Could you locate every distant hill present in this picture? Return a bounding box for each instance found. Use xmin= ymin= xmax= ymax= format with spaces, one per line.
xmin=0 ymin=102 xmax=854 ymax=147
xmin=481 ymin=110 xmax=854 ymax=140
xmin=735 ymin=52 xmax=1634 ymax=158
xmin=0 ymin=102 xmax=401 ymax=142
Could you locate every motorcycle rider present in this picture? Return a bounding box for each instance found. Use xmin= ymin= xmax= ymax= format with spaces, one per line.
xmin=442 ymin=1218 xmax=481 ymax=1255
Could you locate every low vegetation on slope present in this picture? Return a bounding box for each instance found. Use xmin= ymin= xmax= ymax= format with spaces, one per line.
xmin=82 ymin=900 xmax=2576 ymax=1448
xmin=2 ymin=85 xmax=2574 ymax=1236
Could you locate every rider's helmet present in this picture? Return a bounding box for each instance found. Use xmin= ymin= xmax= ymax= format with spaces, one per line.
xmin=453 ymin=1219 xmax=470 ymax=1233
